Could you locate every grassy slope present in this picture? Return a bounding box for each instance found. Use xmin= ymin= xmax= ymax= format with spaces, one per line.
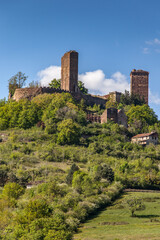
xmin=74 ymin=192 xmax=160 ymax=240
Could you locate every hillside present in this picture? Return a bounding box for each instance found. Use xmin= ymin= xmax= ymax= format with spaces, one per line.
xmin=75 ymin=191 xmax=160 ymax=240
xmin=0 ymin=92 xmax=160 ymax=239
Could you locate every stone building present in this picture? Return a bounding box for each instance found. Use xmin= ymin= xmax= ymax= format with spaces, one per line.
xmin=101 ymin=108 xmax=127 ymax=127
xmin=101 ymin=108 xmax=118 ymax=124
xmin=130 ymin=69 xmax=149 ymax=104
xmin=131 ymin=132 xmax=158 ymax=145
xmin=103 ymin=91 xmax=122 ymax=103
xmin=61 ymin=50 xmax=79 ymax=92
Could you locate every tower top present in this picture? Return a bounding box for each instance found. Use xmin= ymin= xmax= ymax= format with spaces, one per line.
xmin=130 ymin=69 xmax=149 ymax=76
xmin=62 ymin=50 xmax=78 ymax=57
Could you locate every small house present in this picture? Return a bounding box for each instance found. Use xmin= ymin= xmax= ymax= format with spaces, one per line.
xmin=131 ymin=132 xmax=158 ymax=146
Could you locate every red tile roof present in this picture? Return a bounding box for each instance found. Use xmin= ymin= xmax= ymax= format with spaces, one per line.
xmin=132 ymin=132 xmax=158 ymax=139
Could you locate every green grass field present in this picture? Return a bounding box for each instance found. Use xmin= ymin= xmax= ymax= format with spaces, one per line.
xmin=74 ymin=191 xmax=160 ymax=240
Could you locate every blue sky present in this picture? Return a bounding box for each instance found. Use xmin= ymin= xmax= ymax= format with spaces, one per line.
xmin=1 ymin=0 xmax=160 ymax=117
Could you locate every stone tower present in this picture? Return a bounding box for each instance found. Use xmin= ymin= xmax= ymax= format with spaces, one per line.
xmin=130 ymin=69 xmax=149 ymax=104
xmin=61 ymin=50 xmax=78 ymax=92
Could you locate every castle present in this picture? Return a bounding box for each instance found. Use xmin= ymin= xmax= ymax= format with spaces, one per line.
xmin=12 ymin=50 xmax=149 ymax=126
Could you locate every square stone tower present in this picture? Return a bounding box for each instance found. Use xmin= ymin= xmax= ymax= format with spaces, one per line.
xmin=130 ymin=69 xmax=149 ymax=104
xmin=61 ymin=50 xmax=78 ymax=92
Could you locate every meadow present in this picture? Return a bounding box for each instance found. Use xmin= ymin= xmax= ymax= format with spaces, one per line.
xmin=74 ymin=191 xmax=160 ymax=240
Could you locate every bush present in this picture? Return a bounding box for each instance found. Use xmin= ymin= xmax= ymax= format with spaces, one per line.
xmin=3 ymin=182 xmax=24 ymax=200
xmin=57 ymin=119 xmax=81 ymax=145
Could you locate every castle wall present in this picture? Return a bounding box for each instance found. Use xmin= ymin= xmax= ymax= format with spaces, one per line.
xmin=130 ymin=69 xmax=149 ymax=104
xmin=13 ymin=87 xmax=107 ymax=107
xmin=12 ymin=87 xmax=67 ymax=101
xmin=71 ymin=91 xmax=107 ymax=107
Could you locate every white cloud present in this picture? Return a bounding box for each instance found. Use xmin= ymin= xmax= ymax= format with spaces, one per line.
xmin=37 ymin=65 xmax=160 ymax=106
xmin=143 ymin=47 xmax=149 ymax=54
xmin=38 ymin=66 xmax=130 ymax=95
xmin=79 ymin=70 xmax=130 ymax=95
xmin=38 ymin=66 xmax=61 ymax=86
xmin=149 ymin=89 xmax=160 ymax=105
xmin=146 ymin=38 xmax=160 ymax=45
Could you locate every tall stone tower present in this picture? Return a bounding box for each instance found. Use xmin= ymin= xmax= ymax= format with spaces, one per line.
xmin=61 ymin=50 xmax=78 ymax=92
xmin=130 ymin=69 xmax=149 ymax=104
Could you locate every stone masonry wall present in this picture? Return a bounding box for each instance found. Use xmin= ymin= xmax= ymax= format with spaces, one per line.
xmin=61 ymin=51 xmax=78 ymax=92
xmin=12 ymin=87 xmax=67 ymax=101
xmin=130 ymin=69 xmax=149 ymax=104
xmin=13 ymin=87 xmax=107 ymax=107
xmin=101 ymin=108 xmax=118 ymax=124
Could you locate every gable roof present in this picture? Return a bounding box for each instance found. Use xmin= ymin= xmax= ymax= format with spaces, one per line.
xmin=132 ymin=132 xmax=158 ymax=139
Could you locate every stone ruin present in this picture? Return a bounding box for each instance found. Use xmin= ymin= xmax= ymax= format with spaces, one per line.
xmin=130 ymin=69 xmax=149 ymax=104
xmin=12 ymin=50 xmax=149 ymax=127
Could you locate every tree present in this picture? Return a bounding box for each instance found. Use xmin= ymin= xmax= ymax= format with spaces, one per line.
xmin=24 ymin=199 xmax=52 ymax=221
xmin=28 ymin=80 xmax=39 ymax=88
xmin=18 ymin=101 xmax=41 ymax=129
xmin=48 ymin=79 xmax=88 ymax=94
xmin=57 ymin=119 xmax=81 ymax=145
xmin=120 ymin=90 xmax=145 ymax=106
xmin=49 ymin=79 xmax=61 ymax=89
xmin=0 ymin=166 xmax=8 ymax=186
xmin=66 ymin=164 xmax=79 ymax=185
xmin=105 ymin=99 xmax=118 ymax=109
xmin=125 ymin=197 xmax=146 ymax=217
xmin=126 ymin=105 xmax=158 ymax=131
xmin=8 ymin=72 xmax=28 ymax=96
xmin=72 ymin=171 xmax=94 ymax=195
xmin=78 ymin=81 xmax=88 ymax=94
xmin=2 ymin=182 xmax=24 ymax=200
xmin=92 ymin=164 xmax=114 ymax=182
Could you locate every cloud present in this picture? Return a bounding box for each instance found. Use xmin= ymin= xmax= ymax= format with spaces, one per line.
xmin=149 ymin=89 xmax=160 ymax=105
xmin=145 ymin=38 xmax=160 ymax=45
xmin=143 ymin=47 xmax=149 ymax=54
xmin=38 ymin=65 xmax=130 ymax=95
xmin=79 ymin=70 xmax=130 ymax=95
xmin=38 ymin=66 xmax=61 ymax=86
xmin=37 ymin=65 xmax=160 ymax=106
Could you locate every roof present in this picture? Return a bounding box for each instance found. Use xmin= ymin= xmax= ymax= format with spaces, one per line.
xmin=132 ymin=132 xmax=158 ymax=139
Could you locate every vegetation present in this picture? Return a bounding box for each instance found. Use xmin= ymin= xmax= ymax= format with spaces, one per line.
xmin=126 ymin=104 xmax=158 ymax=134
xmin=75 ymin=191 xmax=160 ymax=240
xmin=120 ymin=90 xmax=145 ymax=106
xmin=8 ymin=72 xmax=28 ymax=96
xmin=78 ymin=81 xmax=88 ymax=94
xmin=49 ymin=78 xmax=61 ymax=89
xmin=49 ymin=78 xmax=88 ymax=94
xmin=28 ymin=80 xmax=39 ymax=88
xmin=0 ymin=90 xmax=159 ymax=239
xmin=125 ymin=197 xmax=146 ymax=216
